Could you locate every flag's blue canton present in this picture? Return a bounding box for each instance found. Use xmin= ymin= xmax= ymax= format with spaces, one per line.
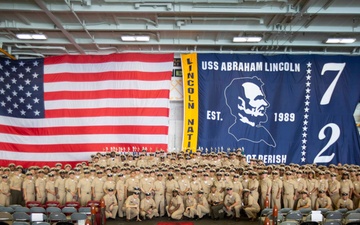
xmin=0 ymin=58 xmax=45 ymax=118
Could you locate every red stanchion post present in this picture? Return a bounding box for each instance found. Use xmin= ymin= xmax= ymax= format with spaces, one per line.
xmin=100 ymin=198 xmax=106 ymax=225
xmin=264 ymin=217 xmax=271 ymax=225
xmin=90 ymin=204 xmax=96 ymax=225
xmin=265 ymin=196 xmax=270 ymax=208
xmin=272 ymin=204 xmax=278 ymax=225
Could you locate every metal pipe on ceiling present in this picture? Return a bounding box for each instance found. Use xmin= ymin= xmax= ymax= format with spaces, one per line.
xmin=134 ymin=3 xmax=172 ymax=10
xmin=323 ymin=0 xmax=335 ymax=10
xmin=115 ymin=17 xmax=158 ymax=26
xmin=14 ymin=44 xmax=69 ymax=54
xmin=10 ymin=52 xmax=45 ymax=58
xmin=113 ymin=16 xmax=265 ymax=28
xmin=158 ymin=16 xmax=264 ymax=24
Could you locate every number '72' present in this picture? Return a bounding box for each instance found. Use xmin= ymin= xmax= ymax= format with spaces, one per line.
xmin=313 ymin=63 xmax=345 ymax=164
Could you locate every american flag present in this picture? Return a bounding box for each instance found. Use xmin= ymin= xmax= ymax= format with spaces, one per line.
xmin=0 ymin=53 xmax=174 ymax=167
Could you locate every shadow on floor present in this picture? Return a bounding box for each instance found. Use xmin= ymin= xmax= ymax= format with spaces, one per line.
xmin=106 ymin=216 xmax=260 ymax=225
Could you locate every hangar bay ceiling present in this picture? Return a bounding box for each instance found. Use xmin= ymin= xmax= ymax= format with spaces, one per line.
xmin=0 ymin=0 xmax=359 ymax=58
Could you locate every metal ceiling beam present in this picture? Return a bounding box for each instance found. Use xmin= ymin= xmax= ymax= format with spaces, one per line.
xmin=9 ymin=48 xmax=360 ymax=56
xmin=4 ymin=37 xmax=358 ymax=48
xmin=33 ymin=0 xmax=85 ymax=54
xmin=2 ymin=20 xmax=359 ymax=33
xmin=1 ymin=0 xmax=359 ymax=56
xmin=1 ymin=1 xmax=360 ymax=15
xmin=0 ymin=1 xmax=297 ymax=14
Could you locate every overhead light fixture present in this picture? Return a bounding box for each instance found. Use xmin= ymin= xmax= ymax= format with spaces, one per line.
xmin=16 ymin=34 xmax=47 ymax=40
xmin=32 ymin=34 xmax=47 ymax=40
xmin=16 ymin=34 xmax=32 ymax=39
xmin=121 ymin=35 xmax=150 ymax=42
xmin=325 ymin=38 xmax=356 ymax=44
xmin=233 ymin=36 xmax=262 ymax=43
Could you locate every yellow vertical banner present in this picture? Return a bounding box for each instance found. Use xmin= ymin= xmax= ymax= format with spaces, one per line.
xmin=181 ymin=53 xmax=199 ymax=153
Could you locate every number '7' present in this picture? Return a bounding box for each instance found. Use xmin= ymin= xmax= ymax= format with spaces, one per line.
xmin=320 ymin=63 xmax=346 ymax=105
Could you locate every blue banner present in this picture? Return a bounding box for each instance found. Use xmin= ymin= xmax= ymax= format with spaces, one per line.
xmin=196 ymin=54 xmax=360 ymax=165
